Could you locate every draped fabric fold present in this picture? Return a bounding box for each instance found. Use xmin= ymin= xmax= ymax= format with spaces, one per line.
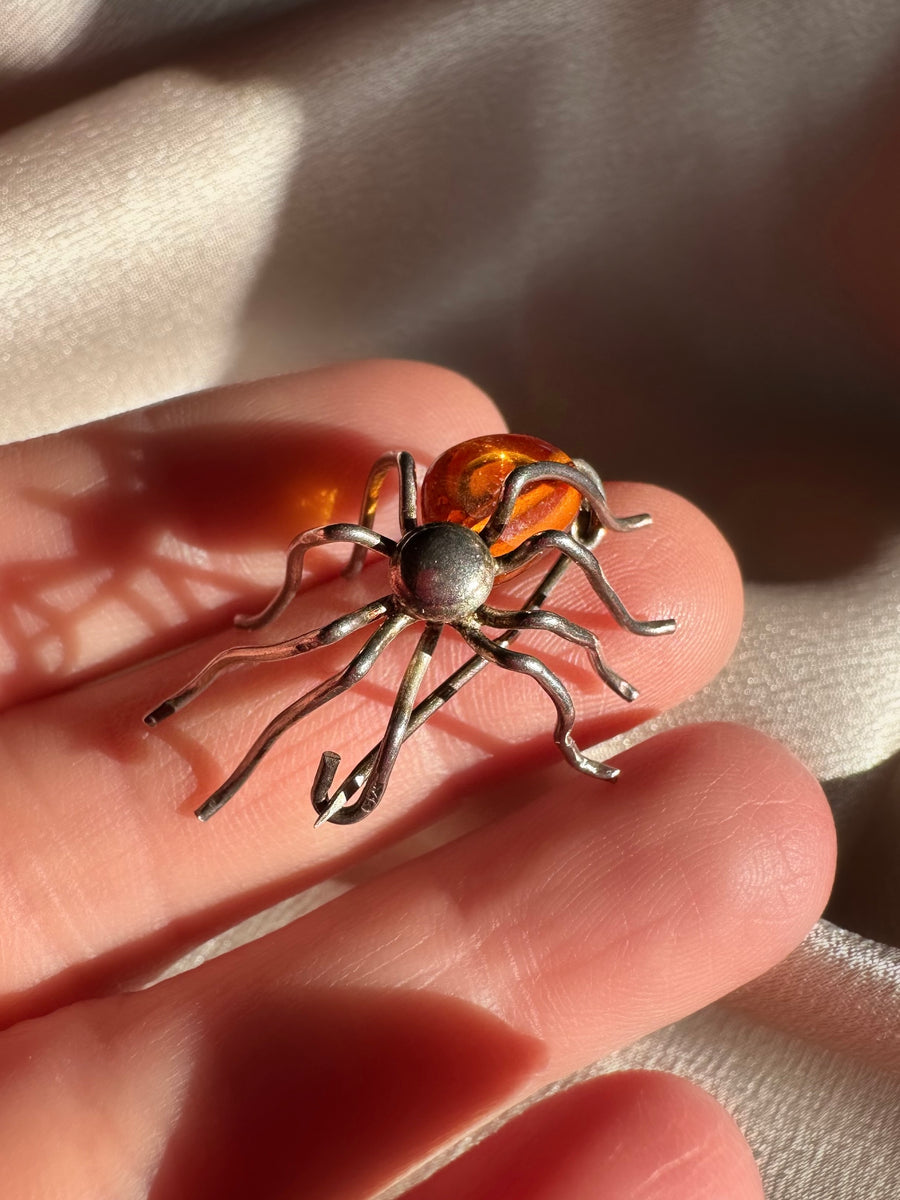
xmin=2 ymin=2 xmax=899 ymax=1196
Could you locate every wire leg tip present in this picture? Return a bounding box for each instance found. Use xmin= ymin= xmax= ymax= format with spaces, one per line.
xmin=311 ymin=751 xmax=344 ymax=828
xmin=144 ymin=700 xmax=177 ymax=726
xmin=313 ymin=796 xmax=347 ymax=828
xmin=194 ymin=792 xmax=227 ymax=821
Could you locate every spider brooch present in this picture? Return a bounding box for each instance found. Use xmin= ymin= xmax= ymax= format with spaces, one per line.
xmin=144 ymin=434 xmax=675 ymax=827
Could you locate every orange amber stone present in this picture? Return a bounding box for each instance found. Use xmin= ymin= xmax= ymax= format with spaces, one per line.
xmin=420 ymin=433 xmax=582 ymax=555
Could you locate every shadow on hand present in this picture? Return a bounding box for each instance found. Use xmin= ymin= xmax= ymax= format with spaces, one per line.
xmin=148 ymin=985 xmax=544 ymax=1200
xmin=0 ymin=418 xmax=385 ymax=708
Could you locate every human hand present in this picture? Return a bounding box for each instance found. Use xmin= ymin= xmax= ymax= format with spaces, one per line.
xmin=0 ymin=360 xmax=835 ymax=1198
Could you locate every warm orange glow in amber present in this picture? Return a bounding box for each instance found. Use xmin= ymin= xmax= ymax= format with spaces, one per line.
xmin=420 ymin=433 xmax=582 ymax=555
xmin=273 ymin=483 xmax=340 ymax=544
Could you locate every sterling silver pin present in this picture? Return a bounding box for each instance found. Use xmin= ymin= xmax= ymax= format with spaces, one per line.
xmin=144 ymin=434 xmax=675 ymax=827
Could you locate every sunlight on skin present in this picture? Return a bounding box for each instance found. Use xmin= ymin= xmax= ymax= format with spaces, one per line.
xmin=0 ymin=361 xmax=835 ymax=1198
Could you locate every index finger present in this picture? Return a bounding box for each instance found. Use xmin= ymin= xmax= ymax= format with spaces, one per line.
xmin=0 ymin=359 xmax=501 ymax=710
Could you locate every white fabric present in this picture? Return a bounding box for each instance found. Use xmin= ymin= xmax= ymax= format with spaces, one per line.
xmin=2 ymin=2 xmax=899 ymax=1195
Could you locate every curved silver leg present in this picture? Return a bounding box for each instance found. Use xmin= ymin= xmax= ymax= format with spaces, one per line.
xmin=312 ymin=623 xmax=442 ymax=826
xmin=476 ymin=604 xmax=639 ymax=702
xmin=143 ymin=596 xmax=393 ymax=726
xmin=194 ymin=610 xmax=414 ymax=820
xmin=480 ymin=460 xmax=651 ymax=550
xmin=235 ymin=524 xmax=396 ymax=631
xmin=570 ymin=458 xmax=606 ymax=550
xmin=495 ymin=529 xmax=676 ymax=636
xmin=455 ymin=622 xmax=620 ymax=781
xmin=346 ymin=450 xmax=418 ymax=577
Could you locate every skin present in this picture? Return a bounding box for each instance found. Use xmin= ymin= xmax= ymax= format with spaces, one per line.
xmin=0 ymin=359 xmax=835 ymax=1198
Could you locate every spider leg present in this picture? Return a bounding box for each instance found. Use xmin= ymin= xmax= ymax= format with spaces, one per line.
xmin=194 ymin=609 xmax=415 ymax=820
xmin=495 ymin=529 xmax=676 ymax=637
xmin=570 ymin=458 xmax=607 ymax=550
xmin=346 ymin=450 xmax=418 ymax=577
xmin=480 ymin=460 xmax=651 ymax=550
xmin=476 ymin=604 xmax=639 ymax=702
xmin=312 ymin=623 xmax=442 ymax=826
xmin=143 ymin=596 xmax=393 ymax=726
xmin=455 ymin=621 xmax=620 ymax=781
xmin=235 ymin=524 xmax=396 ymax=631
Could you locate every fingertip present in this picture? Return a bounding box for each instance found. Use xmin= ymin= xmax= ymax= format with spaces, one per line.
xmin=602 ymin=1071 xmax=765 ymax=1200
xmin=624 ymin=722 xmax=837 ymax=970
xmin=556 ymin=481 xmax=744 ymax=725
xmin=714 ymin=722 xmax=838 ymax=941
xmin=406 ymin=1070 xmax=764 ymax=1200
xmin=621 ymin=482 xmax=745 ymax=669
xmin=296 ymin=358 xmax=509 ymax=451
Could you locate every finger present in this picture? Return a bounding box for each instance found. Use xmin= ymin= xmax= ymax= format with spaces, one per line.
xmin=404 ymin=1072 xmax=764 ymax=1200
xmin=0 ymin=479 xmax=741 ymax=1023
xmin=0 ymin=358 xmax=502 ymax=710
xmin=0 ymin=725 xmax=831 ymax=1198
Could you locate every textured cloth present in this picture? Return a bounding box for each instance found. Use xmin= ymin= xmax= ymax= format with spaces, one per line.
xmin=2 ymin=2 xmax=900 ymax=1196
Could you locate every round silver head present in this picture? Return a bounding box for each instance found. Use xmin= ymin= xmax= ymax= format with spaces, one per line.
xmin=392 ymin=523 xmax=495 ymax=622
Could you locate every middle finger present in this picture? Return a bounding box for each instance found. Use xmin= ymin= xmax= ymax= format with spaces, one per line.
xmin=0 ymin=486 xmax=740 ymax=1025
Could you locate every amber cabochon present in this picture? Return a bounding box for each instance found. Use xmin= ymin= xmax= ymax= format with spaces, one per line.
xmin=420 ymin=433 xmax=582 ymax=555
